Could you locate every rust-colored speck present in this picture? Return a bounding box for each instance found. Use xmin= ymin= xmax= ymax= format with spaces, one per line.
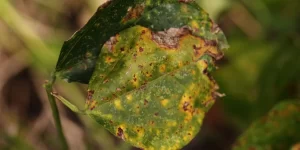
xmin=87 ymin=90 xmax=94 ymax=100
xmin=112 ymin=94 xmax=117 ymax=98
xmin=120 ymin=47 xmax=125 ymax=52
xmin=122 ymin=4 xmax=145 ymax=23
xmin=133 ymin=53 xmax=137 ymax=59
xmin=138 ymin=65 xmax=143 ymax=69
xmin=150 ymin=121 xmax=154 ymax=125
xmin=204 ymin=40 xmax=217 ymax=47
xmin=154 ymin=112 xmax=159 ymax=116
xmin=117 ymin=127 xmax=125 ymax=140
xmin=144 ymin=99 xmax=149 ymax=105
xmin=139 ymin=47 xmax=144 ymax=52
xmin=203 ymin=67 xmax=208 ymax=74
xmin=90 ymin=101 xmax=98 ymax=110
xmin=183 ymin=101 xmax=189 ymax=111
xmin=193 ymin=44 xmax=202 ymax=56
xmin=141 ymin=30 xmax=146 ymax=34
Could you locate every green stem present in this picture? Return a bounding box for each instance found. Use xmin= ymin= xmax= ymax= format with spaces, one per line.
xmin=44 ymin=73 xmax=69 ymax=150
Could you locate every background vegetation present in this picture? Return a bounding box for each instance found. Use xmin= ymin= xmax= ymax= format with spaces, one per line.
xmin=0 ymin=0 xmax=299 ymax=149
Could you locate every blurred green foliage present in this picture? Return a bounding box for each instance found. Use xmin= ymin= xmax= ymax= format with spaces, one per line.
xmin=0 ymin=0 xmax=299 ymax=149
xmin=233 ymin=100 xmax=300 ymax=150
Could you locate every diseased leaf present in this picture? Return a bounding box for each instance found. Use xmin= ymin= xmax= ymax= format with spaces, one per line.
xmin=52 ymin=1 xmax=228 ymax=149
xmin=55 ymin=0 xmax=228 ymax=83
xmin=233 ymin=100 xmax=300 ymax=150
xmin=55 ymin=25 xmax=224 ymax=149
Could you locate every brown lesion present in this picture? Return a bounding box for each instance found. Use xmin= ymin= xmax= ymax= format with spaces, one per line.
xmin=122 ymin=4 xmax=145 ymax=23
xmin=183 ymin=101 xmax=190 ymax=111
xmin=86 ymin=89 xmax=94 ymax=105
xmin=117 ymin=127 xmax=125 ymax=140
xmin=144 ymin=99 xmax=148 ymax=105
xmin=151 ymin=26 xmax=224 ymax=62
xmin=151 ymin=27 xmax=191 ymax=49
xmin=104 ymin=35 xmax=119 ymax=53
xmin=191 ymin=37 xmax=224 ymax=61
xmin=89 ymin=100 xmax=98 ymax=110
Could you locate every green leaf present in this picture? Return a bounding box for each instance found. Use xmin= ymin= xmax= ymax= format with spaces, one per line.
xmin=233 ymin=100 xmax=300 ymax=150
xmin=54 ymin=0 xmax=228 ymax=83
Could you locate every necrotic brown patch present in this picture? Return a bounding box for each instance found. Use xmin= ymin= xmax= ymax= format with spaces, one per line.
xmin=117 ymin=127 xmax=124 ymax=140
xmin=152 ymin=27 xmax=191 ymax=48
xmin=183 ymin=101 xmax=189 ymax=111
xmin=87 ymin=90 xmax=94 ymax=100
xmin=122 ymin=4 xmax=145 ymax=23
xmin=104 ymin=36 xmax=118 ymax=53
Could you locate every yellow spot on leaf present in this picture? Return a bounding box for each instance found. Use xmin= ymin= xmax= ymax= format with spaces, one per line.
xmin=159 ymin=64 xmax=166 ymax=73
xmin=191 ymin=70 xmax=196 ymax=75
xmin=179 ymin=83 xmax=199 ymax=123
xmin=131 ymin=76 xmax=139 ymax=87
xmin=167 ymin=120 xmax=177 ymax=127
xmin=195 ymin=109 xmax=205 ymax=124
xmin=155 ymin=129 xmax=161 ymax=136
xmin=126 ymin=94 xmax=133 ymax=103
xmin=105 ymin=56 xmax=115 ymax=63
xmin=178 ymin=61 xmax=184 ymax=68
xmin=160 ymin=99 xmax=169 ymax=107
xmin=190 ymin=20 xmax=199 ymax=29
xmin=89 ymin=100 xmax=97 ymax=110
xmin=183 ymin=135 xmax=191 ymax=142
xmin=114 ymin=99 xmax=123 ymax=110
xmin=133 ymin=126 xmax=145 ymax=138
xmin=197 ymin=60 xmax=208 ymax=72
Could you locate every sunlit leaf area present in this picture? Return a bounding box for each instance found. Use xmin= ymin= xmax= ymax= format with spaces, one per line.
xmin=0 ymin=0 xmax=299 ymax=149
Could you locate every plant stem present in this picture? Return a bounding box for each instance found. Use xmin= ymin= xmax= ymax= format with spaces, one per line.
xmin=44 ymin=73 xmax=69 ymax=150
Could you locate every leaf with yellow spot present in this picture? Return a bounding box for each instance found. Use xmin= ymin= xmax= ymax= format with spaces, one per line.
xmin=50 ymin=0 xmax=229 ymax=149
xmin=53 ymin=25 xmax=227 ymax=149
xmin=54 ymin=0 xmax=228 ymax=83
